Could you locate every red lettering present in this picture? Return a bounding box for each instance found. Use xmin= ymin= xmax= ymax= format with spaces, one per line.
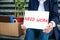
xmin=36 ymin=18 xmax=48 ymax=22
xmin=24 ymin=17 xmax=35 ymax=21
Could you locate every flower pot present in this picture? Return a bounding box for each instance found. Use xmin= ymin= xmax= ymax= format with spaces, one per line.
xmin=15 ymin=18 xmax=24 ymax=22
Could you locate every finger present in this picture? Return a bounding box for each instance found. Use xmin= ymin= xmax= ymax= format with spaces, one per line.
xmin=43 ymin=28 xmax=49 ymax=33
xmin=21 ymin=24 xmax=27 ymax=30
xmin=23 ymin=27 xmax=27 ymax=30
xmin=21 ymin=24 xmax=25 ymax=27
xmin=43 ymin=27 xmax=53 ymax=33
xmin=48 ymin=23 xmax=53 ymax=27
xmin=22 ymin=27 xmax=27 ymax=31
xmin=43 ymin=29 xmax=51 ymax=33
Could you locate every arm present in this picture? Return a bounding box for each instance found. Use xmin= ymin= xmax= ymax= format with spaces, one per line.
xmin=43 ymin=0 xmax=59 ymax=33
xmin=50 ymin=0 xmax=59 ymax=26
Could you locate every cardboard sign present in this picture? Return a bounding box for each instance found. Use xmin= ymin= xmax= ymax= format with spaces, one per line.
xmin=23 ymin=11 xmax=49 ymax=30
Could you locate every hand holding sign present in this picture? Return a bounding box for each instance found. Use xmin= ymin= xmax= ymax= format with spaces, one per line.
xmin=21 ymin=24 xmax=27 ymax=31
xmin=43 ymin=22 xmax=53 ymax=33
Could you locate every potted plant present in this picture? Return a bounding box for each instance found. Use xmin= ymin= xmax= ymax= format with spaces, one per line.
xmin=13 ymin=0 xmax=26 ymax=22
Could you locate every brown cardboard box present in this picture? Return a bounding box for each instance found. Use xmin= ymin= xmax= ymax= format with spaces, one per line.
xmin=0 ymin=22 xmax=24 ymax=37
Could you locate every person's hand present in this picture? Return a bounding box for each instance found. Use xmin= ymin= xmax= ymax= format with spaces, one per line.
xmin=21 ymin=24 xmax=27 ymax=31
xmin=43 ymin=23 xmax=53 ymax=33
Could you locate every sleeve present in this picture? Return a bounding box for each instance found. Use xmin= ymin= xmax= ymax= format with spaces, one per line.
xmin=50 ymin=0 xmax=59 ymax=26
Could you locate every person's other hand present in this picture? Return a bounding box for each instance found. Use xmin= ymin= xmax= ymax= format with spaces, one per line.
xmin=43 ymin=23 xmax=53 ymax=33
xmin=21 ymin=24 xmax=27 ymax=31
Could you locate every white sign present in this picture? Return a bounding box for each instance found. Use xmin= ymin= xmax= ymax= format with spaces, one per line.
xmin=23 ymin=11 xmax=49 ymax=30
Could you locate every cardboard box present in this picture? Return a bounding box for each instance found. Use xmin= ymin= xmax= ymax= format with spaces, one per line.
xmin=0 ymin=22 xmax=24 ymax=37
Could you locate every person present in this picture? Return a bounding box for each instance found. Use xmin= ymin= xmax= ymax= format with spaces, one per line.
xmin=21 ymin=0 xmax=59 ymax=40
